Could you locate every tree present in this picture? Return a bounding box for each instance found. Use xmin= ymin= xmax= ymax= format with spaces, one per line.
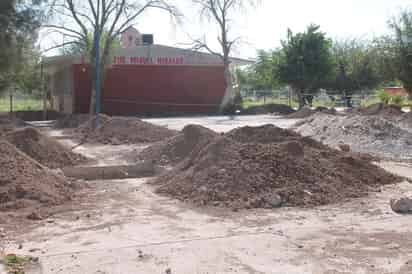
xmin=387 ymin=9 xmax=412 ymax=97
xmin=59 ymin=32 xmax=122 ymax=57
xmin=45 ymin=0 xmax=179 ymax=114
xmin=0 ymin=0 xmax=44 ymax=93
xmin=191 ymin=0 xmax=258 ymax=111
xmin=329 ymin=39 xmax=381 ymax=107
xmin=278 ymin=24 xmax=334 ymax=109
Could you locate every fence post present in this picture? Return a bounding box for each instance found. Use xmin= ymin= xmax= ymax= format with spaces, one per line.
xmin=41 ymin=61 xmax=47 ymax=120
xmin=9 ymin=87 xmax=14 ymax=114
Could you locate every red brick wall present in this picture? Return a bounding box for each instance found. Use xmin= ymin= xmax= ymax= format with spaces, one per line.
xmin=73 ymin=64 xmax=226 ymax=115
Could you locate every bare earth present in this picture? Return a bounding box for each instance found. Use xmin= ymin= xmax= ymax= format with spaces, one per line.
xmin=2 ymin=115 xmax=412 ymax=274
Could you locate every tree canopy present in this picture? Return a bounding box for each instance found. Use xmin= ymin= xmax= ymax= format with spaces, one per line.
xmin=278 ymin=24 xmax=334 ymax=108
xmin=0 ymin=0 xmax=45 ymax=94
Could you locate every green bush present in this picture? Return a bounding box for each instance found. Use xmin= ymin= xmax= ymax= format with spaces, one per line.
xmin=377 ymin=90 xmax=406 ymax=106
xmin=391 ymin=94 xmax=405 ymax=106
xmin=378 ymin=90 xmax=391 ymax=105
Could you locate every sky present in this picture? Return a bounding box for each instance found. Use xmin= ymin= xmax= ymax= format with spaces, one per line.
xmin=42 ymin=0 xmax=412 ymax=59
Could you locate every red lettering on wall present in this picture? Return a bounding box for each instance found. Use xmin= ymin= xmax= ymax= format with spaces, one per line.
xmin=114 ymin=56 xmax=184 ymax=65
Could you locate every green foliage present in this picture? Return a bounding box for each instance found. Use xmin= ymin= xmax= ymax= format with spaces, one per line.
xmin=377 ymin=89 xmax=406 ymax=106
xmin=387 ymin=9 xmax=412 ymax=96
xmin=0 ymin=0 xmax=44 ymax=74
xmin=328 ymin=38 xmax=381 ymax=104
xmin=235 ymin=49 xmax=282 ymax=91
xmin=378 ymin=89 xmax=391 ymax=104
xmin=0 ymin=0 xmax=44 ymax=96
xmin=278 ymin=24 xmax=334 ymax=108
xmin=392 ymin=94 xmax=405 ymax=106
xmin=61 ymin=32 xmax=121 ymax=64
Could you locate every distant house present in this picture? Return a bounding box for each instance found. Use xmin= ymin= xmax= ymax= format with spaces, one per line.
xmin=384 ymin=87 xmax=409 ymax=97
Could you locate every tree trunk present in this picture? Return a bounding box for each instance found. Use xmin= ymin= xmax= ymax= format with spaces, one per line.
xmin=297 ymin=90 xmax=305 ymax=109
xmin=220 ymin=62 xmax=233 ymax=111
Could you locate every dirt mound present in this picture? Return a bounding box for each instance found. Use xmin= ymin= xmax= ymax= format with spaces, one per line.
xmin=286 ymin=107 xmax=315 ymax=119
xmin=294 ymin=112 xmax=412 ymax=160
xmin=153 ymin=125 xmax=401 ymax=209
xmin=6 ymin=127 xmax=87 ymax=169
xmin=0 ymin=140 xmax=73 ymax=210
xmin=356 ymin=103 xmax=404 ymax=116
xmin=54 ymin=114 xmax=91 ymax=129
xmin=0 ymin=116 xmax=27 ymax=134
xmin=226 ymin=124 xmax=301 ymax=143
xmin=136 ymin=125 xmax=218 ymax=165
xmin=399 ymin=112 xmax=412 ymax=129
xmin=75 ymin=115 xmax=177 ymax=144
xmin=242 ymin=104 xmax=295 ymax=115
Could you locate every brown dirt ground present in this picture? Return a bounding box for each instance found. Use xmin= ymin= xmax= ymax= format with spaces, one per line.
xmin=355 ymin=103 xmax=404 ymax=116
xmin=74 ymin=114 xmax=178 ymax=145
xmin=152 ymin=124 xmax=401 ymax=210
xmin=294 ymin=112 xmax=412 ymax=160
xmin=0 ymin=115 xmax=27 ymax=134
xmin=135 ymin=124 xmax=219 ymax=165
xmin=286 ymin=107 xmax=316 ymax=119
xmin=5 ymin=127 xmax=88 ymax=169
xmin=54 ymin=114 xmax=91 ymax=129
xmin=0 ymin=140 xmax=74 ymax=211
xmin=242 ymin=104 xmax=296 ymax=115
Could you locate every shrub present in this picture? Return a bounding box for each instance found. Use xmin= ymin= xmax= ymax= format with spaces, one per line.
xmin=378 ymin=90 xmax=391 ymax=105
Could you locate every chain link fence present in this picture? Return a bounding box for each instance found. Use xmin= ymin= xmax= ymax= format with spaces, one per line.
xmin=241 ymin=88 xmax=380 ymax=109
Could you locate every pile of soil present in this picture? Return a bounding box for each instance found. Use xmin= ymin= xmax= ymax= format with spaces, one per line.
xmin=6 ymin=127 xmax=87 ymax=169
xmin=54 ymin=114 xmax=91 ymax=129
xmin=356 ymin=103 xmax=404 ymax=116
xmin=399 ymin=112 xmax=412 ymax=129
xmin=0 ymin=140 xmax=73 ymax=210
xmin=286 ymin=107 xmax=315 ymax=119
xmin=286 ymin=107 xmax=338 ymax=119
xmin=242 ymin=104 xmax=295 ymax=115
xmin=153 ymin=124 xmax=401 ymax=209
xmin=75 ymin=115 xmax=177 ymax=144
xmin=0 ymin=115 xmax=27 ymax=134
xmin=294 ymin=112 xmax=412 ymax=160
xmin=136 ymin=125 xmax=219 ymax=165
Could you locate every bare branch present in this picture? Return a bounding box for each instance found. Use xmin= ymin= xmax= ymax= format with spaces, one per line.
xmin=43 ymin=24 xmax=86 ymax=39
xmin=41 ymin=41 xmax=84 ymax=54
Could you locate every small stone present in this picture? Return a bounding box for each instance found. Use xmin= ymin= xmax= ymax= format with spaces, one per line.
xmin=86 ymin=214 xmax=91 ymax=218
xmin=18 ymin=244 xmax=23 ymax=249
xmin=297 ymin=244 xmax=304 ymax=249
xmin=265 ymin=194 xmax=282 ymax=208
xmin=338 ymin=144 xmax=351 ymax=152
xmin=390 ymin=198 xmax=412 ymax=214
xmin=29 ymin=248 xmax=41 ymax=253
xmin=165 ymin=268 xmax=172 ymax=274
xmin=27 ymin=212 xmax=43 ymax=221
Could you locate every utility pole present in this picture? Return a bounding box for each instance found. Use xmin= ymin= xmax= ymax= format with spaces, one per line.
xmin=95 ymin=29 xmax=101 ymax=126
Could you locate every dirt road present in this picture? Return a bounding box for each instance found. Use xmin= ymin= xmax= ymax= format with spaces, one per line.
xmin=2 ymin=116 xmax=412 ymax=274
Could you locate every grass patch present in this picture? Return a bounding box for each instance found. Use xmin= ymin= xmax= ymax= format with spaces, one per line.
xmin=1 ymin=254 xmax=38 ymax=274
xmin=0 ymin=98 xmax=43 ymax=112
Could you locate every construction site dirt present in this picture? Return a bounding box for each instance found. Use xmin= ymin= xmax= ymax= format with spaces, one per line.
xmin=1 ymin=113 xmax=412 ymax=274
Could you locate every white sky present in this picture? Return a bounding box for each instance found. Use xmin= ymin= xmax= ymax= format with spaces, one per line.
xmin=42 ymin=0 xmax=412 ymax=58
